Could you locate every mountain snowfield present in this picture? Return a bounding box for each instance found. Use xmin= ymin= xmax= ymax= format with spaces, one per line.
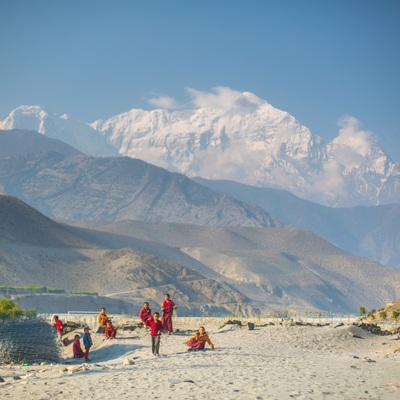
xmin=1 ymin=91 xmax=399 ymax=207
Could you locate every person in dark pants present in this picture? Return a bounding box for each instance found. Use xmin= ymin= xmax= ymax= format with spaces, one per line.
xmin=148 ymin=312 xmax=163 ymax=356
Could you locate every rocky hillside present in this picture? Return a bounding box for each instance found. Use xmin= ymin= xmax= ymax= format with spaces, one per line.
xmin=0 ymin=195 xmax=251 ymax=316
xmin=2 ymin=195 xmax=399 ymax=314
xmin=68 ymin=219 xmax=400 ymax=314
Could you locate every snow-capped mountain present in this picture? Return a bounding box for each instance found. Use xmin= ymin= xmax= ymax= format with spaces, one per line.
xmin=1 ymin=92 xmax=399 ymax=207
xmin=0 ymin=105 xmax=117 ymax=157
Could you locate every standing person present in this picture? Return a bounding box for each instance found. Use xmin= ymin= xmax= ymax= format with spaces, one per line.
xmin=52 ymin=315 xmax=65 ymax=346
xmin=161 ymin=294 xmax=177 ymax=334
xmin=97 ymin=307 xmax=110 ymax=333
xmin=148 ymin=312 xmax=163 ymax=356
xmin=185 ymin=326 xmax=215 ymax=351
xmin=82 ymin=327 xmax=93 ymax=361
xmin=139 ymin=302 xmax=153 ymax=326
xmin=104 ymin=321 xmax=116 ymax=339
xmin=72 ymin=334 xmax=85 ymax=358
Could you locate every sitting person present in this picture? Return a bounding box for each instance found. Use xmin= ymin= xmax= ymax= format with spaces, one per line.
xmin=72 ymin=334 xmax=85 ymax=358
xmin=97 ymin=307 xmax=111 ymax=333
xmin=104 ymin=321 xmax=116 ymax=339
xmin=139 ymin=302 xmax=153 ymax=326
xmin=185 ymin=326 xmax=215 ymax=351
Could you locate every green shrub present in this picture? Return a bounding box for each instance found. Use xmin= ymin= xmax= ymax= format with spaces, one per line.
xmin=391 ymin=310 xmax=400 ymax=320
xmin=379 ymin=310 xmax=387 ymax=320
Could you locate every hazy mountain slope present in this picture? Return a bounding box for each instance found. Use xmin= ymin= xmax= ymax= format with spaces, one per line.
xmin=194 ymin=178 xmax=400 ymax=269
xmin=2 ymin=96 xmax=399 ymax=207
xmin=0 ymin=196 xmax=251 ymax=315
xmin=0 ymin=132 xmax=278 ymax=227
xmin=0 ymin=129 xmax=82 ymax=158
xmin=0 ymin=195 xmax=90 ymax=248
xmin=67 ymin=220 xmax=400 ymax=313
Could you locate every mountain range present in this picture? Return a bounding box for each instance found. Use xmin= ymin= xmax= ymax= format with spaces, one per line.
xmin=0 ymin=109 xmax=400 ymax=314
xmin=1 ymin=93 xmax=399 ymax=207
xmin=0 ymin=129 xmax=399 ymax=269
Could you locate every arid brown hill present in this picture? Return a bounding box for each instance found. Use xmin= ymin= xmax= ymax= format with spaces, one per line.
xmin=0 ymin=195 xmax=251 ymax=316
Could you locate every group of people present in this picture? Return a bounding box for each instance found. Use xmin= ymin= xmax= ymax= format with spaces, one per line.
xmin=139 ymin=294 xmax=178 ymax=356
xmin=54 ymin=293 xmax=214 ymax=361
xmin=139 ymin=294 xmax=214 ymax=356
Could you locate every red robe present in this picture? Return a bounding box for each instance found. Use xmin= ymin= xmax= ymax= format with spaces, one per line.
xmin=139 ymin=307 xmax=152 ymax=326
xmin=161 ymin=300 xmax=175 ymax=333
xmin=72 ymin=339 xmax=84 ymax=357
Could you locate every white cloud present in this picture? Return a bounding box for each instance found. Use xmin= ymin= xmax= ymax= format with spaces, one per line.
xmin=145 ymin=86 xmax=245 ymax=110
xmin=186 ymin=86 xmax=242 ymax=109
xmin=335 ymin=115 xmax=375 ymax=158
xmin=310 ymin=116 xmax=379 ymax=203
xmin=146 ymin=95 xmax=180 ymax=110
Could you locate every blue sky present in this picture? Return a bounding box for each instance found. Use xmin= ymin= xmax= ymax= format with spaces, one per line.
xmin=1 ymin=0 xmax=399 ymax=160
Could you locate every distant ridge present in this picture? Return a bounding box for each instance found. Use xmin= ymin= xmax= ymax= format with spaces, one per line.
xmin=0 ymin=130 xmax=278 ymax=227
xmin=0 ymin=129 xmax=81 ymax=157
xmin=194 ymin=177 xmax=400 ymax=269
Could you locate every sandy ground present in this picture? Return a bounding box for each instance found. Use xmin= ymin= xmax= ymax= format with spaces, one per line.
xmin=0 ymin=320 xmax=399 ymax=400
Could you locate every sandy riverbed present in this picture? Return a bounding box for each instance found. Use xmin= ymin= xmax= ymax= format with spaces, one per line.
xmin=0 ymin=320 xmax=399 ymax=400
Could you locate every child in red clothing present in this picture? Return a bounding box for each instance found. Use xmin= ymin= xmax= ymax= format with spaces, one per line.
xmin=148 ymin=312 xmax=163 ymax=356
xmin=72 ymin=334 xmax=85 ymax=358
xmin=53 ymin=315 xmax=65 ymax=346
xmin=104 ymin=321 xmax=116 ymax=339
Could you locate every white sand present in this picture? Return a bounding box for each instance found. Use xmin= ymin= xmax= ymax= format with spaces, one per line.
xmin=0 ymin=320 xmax=399 ymax=400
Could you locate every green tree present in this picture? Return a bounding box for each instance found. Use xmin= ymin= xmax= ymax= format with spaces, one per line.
xmin=359 ymin=306 xmax=366 ymax=317
xmin=0 ymin=298 xmax=36 ymax=318
xmin=0 ymin=298 xmax=24 ymax=318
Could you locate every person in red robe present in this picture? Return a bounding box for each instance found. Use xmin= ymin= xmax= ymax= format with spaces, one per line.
xmin=72 ymin=334 xmax=85 ymax=358
xmin=160 ymin=293 xmax=177 ymax=334
xmin=104 ymin=321 xmax=116 ymax=339
xmin=148 ymin=312 xmax=163 ymax=356
xmin=185 ymin=326 xmax=215 ymax=351
xmin=139 ymin=302 xmax=153 ymax=326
